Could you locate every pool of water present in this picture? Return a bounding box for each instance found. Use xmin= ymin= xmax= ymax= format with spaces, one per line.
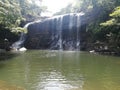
xmin=0 ymin=50 xmax=120 ymax=90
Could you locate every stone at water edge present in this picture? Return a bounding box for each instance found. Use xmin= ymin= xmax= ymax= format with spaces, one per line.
xmin=19 ymin=47 xmax=27 ymax=51
xmin=10 ymin=47 xmax=27 ymax=52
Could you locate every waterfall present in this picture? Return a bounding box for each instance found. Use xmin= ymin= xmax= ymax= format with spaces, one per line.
xmin=68 ymin=14 xmax=74 ymax=50
xmin=25 ymin=13 xmax=85 ymax=50
xmin=76 ymin=14 xmax=81 ymax=50
xmin=11 ymin=33 xmax=25 ymax=50
xmin=69 ymin=14 xmax=74 ymax=30
xmin=58 ymin=16 xmax=63 ymax=50
xmin=50 ymin=15 xmax=63 ymax=50
xmin=11 ymin=22 xmax=33 ymax=50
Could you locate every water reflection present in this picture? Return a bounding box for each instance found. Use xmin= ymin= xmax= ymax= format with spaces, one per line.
xmin=35 ymin=50 xmax=84 ymax=90
xmin=0 ymin=50 xmax=120 ymax=90
xmin=36 ymin=70 xmax=84 ymax=90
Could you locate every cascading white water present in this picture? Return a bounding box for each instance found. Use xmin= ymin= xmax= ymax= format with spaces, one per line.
xmin=11 ymin=33 xmax=25 ymax=50
xmin=69 ymin=14 xmax=74 ymax=30
xmin=68 ymin=14 xmax=74 ymax=50
xmin=67 ymin=13 xmax=83 ymax=50
xmin=16 ymin=13 xmax=85 ymax=50
xmin=76 ymin=13 xmax=81 ymax=50
xmin=59 ymin=16 xmax=63 ymax=50
xmin=11 ymin=22 xmax=33 ymax=50
xmin=56 ymin=16 xmax=63 ymax=50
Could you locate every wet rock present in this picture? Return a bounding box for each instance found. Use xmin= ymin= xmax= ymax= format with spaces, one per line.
xmin=25 ymin=13 xmax=88 ymax=50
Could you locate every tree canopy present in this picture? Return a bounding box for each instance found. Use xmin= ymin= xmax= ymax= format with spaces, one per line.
xmin=0 ymin=0 xmax=120 ymax=53
xmin=0 ymin=0 xmax=47 ymax=45
xmin=0 ymin=0 xmax=46 ymax=32
xmin=54 ymin=0 xmax=120 ymax=53
xmin=0 ymin=0 xmax=22 ymax=29
xmin=101 ymin=6 xmax=120 ymax=26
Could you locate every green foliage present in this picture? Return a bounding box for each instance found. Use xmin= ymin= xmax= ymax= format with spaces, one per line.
xmin=101 ymin=6 xmax=120 ymax=26
xmin=99 ymin=6 xmax=120 ymax=52
xmin=100 ymin=19 xmax=116 ymax=26
xmin=17 ymin=0 xmax=47 ymax=20
xmin=110 ymin=6 xmax=120 ymax=17
xmin=54 ymin=0 xmax=120 ymax=49
xmin=0 ymin=0 xmax=46 ymax=32
xmin=0 ymin=0 xmax=22 ymax=29
xmin=0 ymin=0 xmax=120 ymax=52
xmin=12 ymin=27 xmax=27 ymax=33
xmin=0 ymin=0 xmax=46 ymax=44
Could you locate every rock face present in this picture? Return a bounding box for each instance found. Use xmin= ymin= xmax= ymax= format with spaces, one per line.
xmin=25 ymin=13 xmax=88 ymax=50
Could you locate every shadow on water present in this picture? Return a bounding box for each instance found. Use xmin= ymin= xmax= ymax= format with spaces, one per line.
xmin=0 ymin=52 xmax=20 ymax=69
xmin=0 ymin=52 xmax=26 ymax=90
xmin=0 ymin=52 xmax=20 ymax=61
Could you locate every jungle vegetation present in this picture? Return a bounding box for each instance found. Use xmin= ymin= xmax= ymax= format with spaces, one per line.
xmin=0 ymin=0 xmax=120 ymax=54
xmin=55 ymin=0 xmax=120 ymax=53
xmin=0 ymin=0 xmax=46 ymax=46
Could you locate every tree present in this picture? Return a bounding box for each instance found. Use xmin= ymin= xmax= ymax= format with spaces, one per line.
xmin=17 ymin=0 xmax=47 ymax=21
xmin=0 ymin=0 xmax=47 ymax=46
xmin=101 ymin=6 xmax=120 ymax=26
xmin=100 ymin=6 xmax=120 ymax=52
xmin=54 ymin=0 xmax=120 ymax=52
xmin=0 ymin=0 xmax=22 ymax=29
xmin=0 ymin=0 xmax=47 ymax=31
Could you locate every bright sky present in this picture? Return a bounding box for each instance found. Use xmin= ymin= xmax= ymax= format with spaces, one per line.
xmin=41 ymin=0 xmax=74 ymax=16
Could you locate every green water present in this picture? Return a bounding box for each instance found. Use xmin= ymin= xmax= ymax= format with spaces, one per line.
xmin=0 ymin=50 xmax=120 ymax=90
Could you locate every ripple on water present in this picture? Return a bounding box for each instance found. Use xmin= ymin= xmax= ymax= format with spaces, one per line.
xmin=35 ymin=70 xmax=84 ymax=90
